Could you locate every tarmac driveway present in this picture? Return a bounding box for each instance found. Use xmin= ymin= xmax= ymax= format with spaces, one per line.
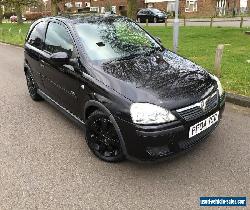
xmin=0 ymin=43 xmax=249 ymax=209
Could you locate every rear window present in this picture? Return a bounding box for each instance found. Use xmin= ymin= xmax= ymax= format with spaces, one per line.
xmin=27 ymin=22 xmax=46 ymax=50
xmin=138 ymin=10 xmax=146 ymax=14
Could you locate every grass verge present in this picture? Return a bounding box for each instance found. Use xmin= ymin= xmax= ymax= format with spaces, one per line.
xmin=0 ymin=23 xmax=249 ymax=96
xmin=0 ymin=23 xmax=30 ymax=46
xmin=146 ymin=26 xmax=250 ymax=96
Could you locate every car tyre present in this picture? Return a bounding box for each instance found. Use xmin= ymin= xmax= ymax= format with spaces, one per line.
xmin=25 ymin=70 xmax=43 ymax=101
xmin=86 ymin=110 xmax=125 ymax=162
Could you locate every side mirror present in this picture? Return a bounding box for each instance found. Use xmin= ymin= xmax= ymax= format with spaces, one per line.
xmin=50 ymin=52 xmax=69 ymax=65
xmin=155 ymin=37 xmax=162 ymax=43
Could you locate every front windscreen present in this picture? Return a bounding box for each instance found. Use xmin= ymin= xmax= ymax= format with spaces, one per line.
xmin=75 ymin=18 xmax=161 ymax=62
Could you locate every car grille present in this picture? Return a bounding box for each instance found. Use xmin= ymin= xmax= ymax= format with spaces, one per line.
xmin=176 ymin=91 xmax=218 ymax=121
xmin=178 ymin=121 xmax=219 ymax=150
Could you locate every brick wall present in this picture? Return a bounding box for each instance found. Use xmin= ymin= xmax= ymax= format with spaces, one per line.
xmin=180 ymin=0 xmax=216 ymax=17
xmin=60 ymin=0 xmax=241 ymax=17
xmin=180 ymin=0 xmax=240 ymax=17
xmin=149 ymin=2 xmax=168 ymax=11
xmin=61 ymin=0 xmax=145 ymax=14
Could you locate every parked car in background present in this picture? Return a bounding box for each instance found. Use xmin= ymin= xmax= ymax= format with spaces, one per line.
xmin=24 ymin=15 xmax=225 ymax=162
xmin=104 ymin=11 xmax=115 ymax=15
xmin=137 ymin=8 xmax=167 ymax=23
xmin=10 ymin=15 xmax=26 ymax=23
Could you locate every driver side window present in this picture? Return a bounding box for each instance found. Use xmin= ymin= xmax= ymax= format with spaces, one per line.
xmin=44 ymin=22 xmax=73 ymax=56
xmin=28 ymin=21 xmax=45 ymax=50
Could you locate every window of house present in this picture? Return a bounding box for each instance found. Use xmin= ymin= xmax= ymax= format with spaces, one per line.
xmin=119 ymin=6 xmax=125 ymax=11
xmin=90 ymin=7 xmax=99 ymax=13
xmin=44 ymin=22 xmax=73 ymax=55
xmin=167 ymin=2 xmax=176 ymax=12
xmin=27 ymin=21 xmax=46 ymax=50
xmin=85 ymin=2 xmax=90 ymax=8
xmin=111 ymin=6 xmax=116 ymax=14
xmin=65 ymin=2 xmax=72 ymax=8
xmin=185 ymin=0 xmax=198 ymax=12
xmin=101 ymin=7 xmax=105 ymax=14
xmin=75 ymin=2 xmax=82 ymax=8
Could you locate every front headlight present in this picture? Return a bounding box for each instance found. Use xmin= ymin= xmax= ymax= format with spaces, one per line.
xmin=210 ymin=74 xmax=224 ymax=96
xmin=130 ymin=103 xmax=176 ymax=125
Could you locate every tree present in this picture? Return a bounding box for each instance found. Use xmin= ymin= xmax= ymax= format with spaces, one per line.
xmin=104 ymin=0 xmax=112 ymax=12
xmin=0 ymin=0 xmax=7 ymax=24
xmin=51 ymin=0 xmax=58 ymax=16
xmin=51 ymin=0 xmax=64 ymax=16
xmin=127 ymin=0 xmax=138 ymax=20
xmin=232 ymin=0 xmax=237 ymax=17
xmin=0 ymin=5 xmax=3 ymax=24
xmin=5 ymin=0 xmax=42 ymax=24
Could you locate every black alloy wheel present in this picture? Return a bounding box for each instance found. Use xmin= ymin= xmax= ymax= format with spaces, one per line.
xmin=86 ymin=110 xmax=125 ymax=162
xmin=25 ymin=70 xmax=43 ymax=101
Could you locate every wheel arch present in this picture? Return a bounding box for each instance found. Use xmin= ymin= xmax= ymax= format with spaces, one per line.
xmin=84 ymin=100 xmax=129 ymax=158
xmin=84 ymin=100 xmax=117 ymax=122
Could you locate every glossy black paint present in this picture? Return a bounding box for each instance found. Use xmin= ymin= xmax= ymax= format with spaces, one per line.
xmin=24 ymin=15 xmax=225 ymax=161
xmin=115 ymin=101 xmax=225 ymax=161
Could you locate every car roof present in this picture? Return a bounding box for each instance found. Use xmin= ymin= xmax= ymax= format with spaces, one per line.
xmin=138 ymin=8 xmax=160 ymax=12
xmin=41 ymin=14 xmax=127 ymax=25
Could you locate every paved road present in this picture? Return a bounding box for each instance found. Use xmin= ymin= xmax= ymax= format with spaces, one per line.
xmin=140 ymin=17 xmax=250 ymax=27
xmin=0 ymin=43 xmax=249 ymax=209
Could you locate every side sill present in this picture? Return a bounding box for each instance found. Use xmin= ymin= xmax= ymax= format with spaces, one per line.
xmin=37 ymin=89 xmax=85 ymax=130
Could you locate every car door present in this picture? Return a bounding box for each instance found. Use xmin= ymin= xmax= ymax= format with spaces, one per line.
xmin=148 ymin=11 xmax=154 ymax=22
xmin=24 ymin=21 xmax=46 ymax=91
xmin=143 ymin=10 xmax=150 ymax=22
xmin=137 ymin=10 xmax=145 ymax=22
xmin=40 ymin=21 xmax=82 ymax=115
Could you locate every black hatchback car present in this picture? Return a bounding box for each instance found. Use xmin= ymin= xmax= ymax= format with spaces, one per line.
xmin=137 ymin=8 xmax=167 ymax=23
xmin=24 ymin=15 xmax=225 ymax=162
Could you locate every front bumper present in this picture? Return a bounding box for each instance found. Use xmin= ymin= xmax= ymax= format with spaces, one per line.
xmin=115 ymin=97 xmax=225 ymax=162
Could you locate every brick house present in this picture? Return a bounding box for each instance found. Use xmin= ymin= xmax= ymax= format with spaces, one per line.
xmin=145 ymin=0 xmax=241 ymax=17
xmin=58 ymin=0 xmax=242 ymax=17
xmin=61 ymin=0 xmax=145 ymax=14
xmin=25 ymin=0 xmax=51 ymax=14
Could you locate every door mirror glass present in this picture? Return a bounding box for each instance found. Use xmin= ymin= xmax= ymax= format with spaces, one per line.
xmin=50 ymin=52 xmax=69 ymax=65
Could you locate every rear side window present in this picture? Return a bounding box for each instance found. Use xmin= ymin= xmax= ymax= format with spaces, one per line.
xmin=44 ymin=22 xmax=73 ymax=56
xmin=138 ymin=10 xmax=145 ymax=14
xmin=28 ymin=22 xmax=45 ymax=50
xmin=147 ymin=10 xmax=153 ymax=15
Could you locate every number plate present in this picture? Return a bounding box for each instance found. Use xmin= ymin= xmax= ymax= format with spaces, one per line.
xmin=189 ymin=111 xmax=219 ymax=138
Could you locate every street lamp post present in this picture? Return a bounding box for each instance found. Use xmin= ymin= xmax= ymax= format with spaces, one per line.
xmin=173 ymin=0 xmax=180 ymax=53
